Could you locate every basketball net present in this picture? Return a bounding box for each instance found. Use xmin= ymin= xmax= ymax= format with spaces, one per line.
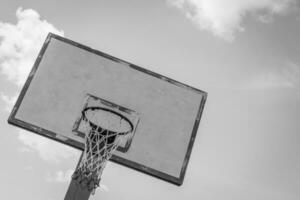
xmin=72 ymin=107 xmax=133 ymax=194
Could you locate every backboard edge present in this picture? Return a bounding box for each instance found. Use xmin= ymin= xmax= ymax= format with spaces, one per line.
xmin=178 ymin=92 xmax=208 ymax=184
xmin=7 ymin=33 xmax=208 ymax=186
xmin=111 ymin=155 xmax=183 ymax=186
xmin=49 ymin=33 xmax=207 ymax=95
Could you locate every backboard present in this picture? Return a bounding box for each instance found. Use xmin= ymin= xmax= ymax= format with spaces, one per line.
xmin=8 ymin=33 xmax=207 ymax=186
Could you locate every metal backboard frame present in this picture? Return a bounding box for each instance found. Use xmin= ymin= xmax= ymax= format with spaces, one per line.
xmin=8 ymin=33 xmax=207 ymax=185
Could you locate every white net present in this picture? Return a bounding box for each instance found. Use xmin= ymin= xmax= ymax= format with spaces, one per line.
xmin=72 ymin=107 xmax=133 ymax=193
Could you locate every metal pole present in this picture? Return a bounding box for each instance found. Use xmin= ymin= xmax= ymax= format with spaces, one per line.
xmin=64 ymin=152 xmax=91 ymax=200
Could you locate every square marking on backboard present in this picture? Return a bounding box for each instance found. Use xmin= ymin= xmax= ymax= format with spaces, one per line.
xmin=72 ymin=94 xmax=140 ymax=153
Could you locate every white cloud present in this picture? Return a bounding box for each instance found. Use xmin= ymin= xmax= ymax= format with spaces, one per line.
xmin=247 ymin=72 xmax=293 ymax=89
xmin=0 ymin=92 xmax=17 ymax=111
xmin=0 ymin=7 xmax=64 ymax=86
xmin=18 ymin=130 xmax=79 ymax=163
xmin=0 ymin=8 xmax=72 ymax=163
xmin=46 ymin=169 xmax=74 ymax=183
xmin=168 ymin=0 xmax=295 ymax=41
xmin=245 ymin=62 xmax=300 ymax=90
xmin=45 ymin=169 xmax=109 ymax=192
xmin=99 ymin=184 xmax=109 ymax=192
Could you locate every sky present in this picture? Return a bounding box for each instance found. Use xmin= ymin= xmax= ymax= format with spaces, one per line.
xmin=0 ymin=0 xmax=299 ymax=199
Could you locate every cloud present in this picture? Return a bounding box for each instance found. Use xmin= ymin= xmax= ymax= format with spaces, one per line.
xmin=45 ymin=169 xmax=109 ymax=192
xmin=0 ymin=8 xmax=72 ymax=163
xmin=245 ymin=61 xmax=300 ymax=90
xmin=0 ymin=7 xmax=64 ymax=86
xmin=18 ymin=130 xmax=79 ymax=163
xmin=99 ymin=184 xmax=109 ymax=192
xmin=46 ymin=169 xmax=74 ymax=183
xmin=0 ymin=92 xmax=17 ymax=111
xmin=168 ymin=0 xmax=295 ymax=41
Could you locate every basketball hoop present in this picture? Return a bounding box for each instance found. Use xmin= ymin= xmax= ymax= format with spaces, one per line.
xmin=71 ymin=107 xmax=134 ymax=194
xmin=8 ymin=34 xmax=207 ymax=200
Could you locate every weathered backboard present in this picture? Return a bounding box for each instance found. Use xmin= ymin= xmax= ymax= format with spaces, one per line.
xmin=8 ymin=33 xmax=207 ymax=185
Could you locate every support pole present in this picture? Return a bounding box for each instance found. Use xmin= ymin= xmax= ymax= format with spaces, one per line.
xmin=64 ymin=135 xmax=110 ymax=200
xmin=64 ymin=153 xmax=92 ymax=200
